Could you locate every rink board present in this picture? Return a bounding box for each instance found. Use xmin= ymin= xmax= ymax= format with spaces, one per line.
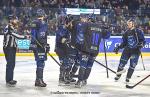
xmin=0 ymin=35 xmax=150 ymax=56
xmin=0 ymin=52 xmax=150 ymax=57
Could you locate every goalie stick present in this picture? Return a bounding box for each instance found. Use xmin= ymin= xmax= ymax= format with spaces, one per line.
xmin=126 ymin=74 xmax=150 ymax=89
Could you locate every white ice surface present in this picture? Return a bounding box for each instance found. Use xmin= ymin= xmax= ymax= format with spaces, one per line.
xmin=0 ymin=55 xmax=150 ymax=97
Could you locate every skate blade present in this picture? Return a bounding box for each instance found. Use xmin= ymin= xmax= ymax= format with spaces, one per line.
xmin=75 ymin=85 xmax=82 ymax=88
xmin=69 ymin=81 xmax=76 ymax=84
xmin=125 ymin=81 xmax=130 ymax=86
xmin=58 ymin=83 xmax=70 ymax=86
xmin=58 ymin=84 xmax=70 ymax=86
xmin=75 ymin=84 xmax=84 ymax=88
xmin=35 ymin=85 xmax=46 ymax=87
xmin=6 ymin=84 xmax=16 ymax=87
xmin=114 ymin=80 xmax=119 ymax=82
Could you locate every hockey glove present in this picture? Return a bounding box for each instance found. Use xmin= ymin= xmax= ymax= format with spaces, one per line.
xmin=102 ymin=30 xmax=111 ymax=39
xmin=61 ymin=38 xmax=71 ymax=45
xmin=45 ymin=44 xmax=50 ymax=53
xmin=29 ymin=44 xmax=37 ymax=50
xmin=113 ymin=45 xmax=120 ymax=54
xmin=137 ymin=42 xmax=145 ymax=49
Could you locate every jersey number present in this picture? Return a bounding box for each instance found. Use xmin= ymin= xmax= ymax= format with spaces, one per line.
xmin=92 ymin=32 xmax=100 ymax=45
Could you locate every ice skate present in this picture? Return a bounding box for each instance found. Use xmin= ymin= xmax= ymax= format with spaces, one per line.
xmin=6 ymin=80 xmax=17 ymax=87
xmin=125 ymin=78 xmax=130 ymax=86
xmin=82 ymin=80 xmax=87 ymax=86
xmin=114 ymin=75 xmax=121 ymax=82
xmin=35 ymin=79 xmax=47 ymax=87
xmin=75 ymin=80 xmax=83 ymax=88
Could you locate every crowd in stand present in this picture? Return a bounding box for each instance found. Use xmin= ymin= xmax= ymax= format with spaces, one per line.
xmin=0 ymin=0 xmax=150 ymax=9
xmin=0 ymin=0 xmax=149 ymax=35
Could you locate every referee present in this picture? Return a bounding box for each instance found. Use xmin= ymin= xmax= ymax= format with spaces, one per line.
xmin=3 ymin=15 xmax=29 ymax=86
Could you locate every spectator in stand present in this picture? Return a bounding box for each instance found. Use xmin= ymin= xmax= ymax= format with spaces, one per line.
xmin=0 ymin=0 xmax=150 ymax=35
xmin=144 ymin=15 xmax=149 ymax=26
xmin=103 ymin=0 xmax=109 ymax=7
xmin=86 ymin=0 xmax=95 ymax=8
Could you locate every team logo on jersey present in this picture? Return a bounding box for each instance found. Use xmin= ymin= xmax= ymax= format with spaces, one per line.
xmin=127 ymin=35 xmax=138 ymax=48
xmin=105 ymin=40 xmax=112 ymax=49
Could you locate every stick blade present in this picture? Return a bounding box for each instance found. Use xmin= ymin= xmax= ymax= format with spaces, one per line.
xmin=126 ymin=85 xmax=134 ymax=89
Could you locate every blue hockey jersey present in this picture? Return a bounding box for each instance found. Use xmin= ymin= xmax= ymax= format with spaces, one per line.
xmin=55 ymin=25 xmax=71 ymax=48
xmin=76 ymin=22 xmax=88 ymax=44
xmin=31 ymin=19 xmax=48 ymax=47
xmin=75 ymin=22 xmax=111 ymax=56
xmin=120 ymin=28 xmax=146 ymax=49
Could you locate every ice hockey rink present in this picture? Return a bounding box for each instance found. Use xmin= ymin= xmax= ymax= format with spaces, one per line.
xmin=0 ymin=54 xmax=150 ymax=97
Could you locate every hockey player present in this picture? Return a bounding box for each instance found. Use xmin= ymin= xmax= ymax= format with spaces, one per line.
xmin=3 ymin=15 xmax=29 ymax=86
xmin=55 ymin=15 xmax=75 ymax=85
xmin=113 ymin=18 xmax=146 ymax=85
xmin=66 ymin=15 xmax=80 ymax=81
xmin=68 ymin=14 xmax=96 ymax=81
xmin=75 ymin=15 xmax=111 ymax=88
xmin=29 ymin=9 xmax=50 ymax=87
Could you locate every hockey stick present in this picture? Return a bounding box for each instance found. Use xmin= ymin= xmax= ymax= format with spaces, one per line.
xmin=72 ymin=59 xmax=125 ymax=77
xmin=31 ymin=36 xmax=61 ymax=66
xmin=134 ymin=31 xmax=146 ymax=70
xmin=126 ymin=74 xmax=150 ymax=89
xmin=95 ymin=60 xmax=126 ymax=75
xmin=94 ymin=60 xmax=116 ymax=74
xmin=70 ymin=45 xmax=116 ymax=74
xmin=47 ymin=53 xmax=61 ymax=66
xmin=103 ymin=39 xmax=109 ymax=78
xmin=70 ymin=44 xmax=125 ymax=75
xmin=140 ymin=53 xmax=145 ymax=70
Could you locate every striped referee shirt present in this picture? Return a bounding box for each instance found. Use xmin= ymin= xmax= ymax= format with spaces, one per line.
xmin=3 ymin=25 xmax=26 ymax=48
